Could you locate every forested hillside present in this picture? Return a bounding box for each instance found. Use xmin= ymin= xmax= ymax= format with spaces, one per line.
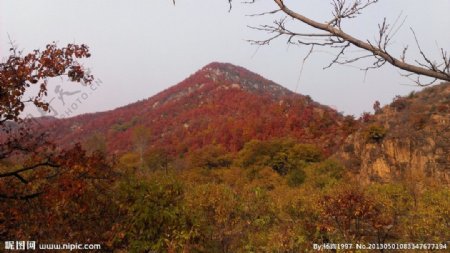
xmin=41 ymin=63 xmax=356 ymax=155
xmin=1 ymin=63 xmax=448 ymax=252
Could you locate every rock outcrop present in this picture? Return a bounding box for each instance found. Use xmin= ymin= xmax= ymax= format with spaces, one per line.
xmin=338 ymin=83 xmax=450 ymax=184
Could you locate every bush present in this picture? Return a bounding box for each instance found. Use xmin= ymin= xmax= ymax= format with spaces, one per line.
xmin=188 ymin=144 xmax=232 ymax=169
xmin=365 ymin=124 xmax=387 ymax=142
xmin=308 ymin=159 xmax=345 ymax=189
xmin=236 ymin=139 xmax=323 ymax=175
xmin=290 ymin=144 xmax=323 ymax=163
xmin=287 ymin=168 xmax=307 ymax=187
xmin=391 ymin=96 xmax=409 ymax=111
xmin=115 ymin=176 xmax=196 ymax=252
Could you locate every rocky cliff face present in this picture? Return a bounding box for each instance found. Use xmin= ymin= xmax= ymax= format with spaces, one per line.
xmin=338 ymin=83 xmax=450 ymax=184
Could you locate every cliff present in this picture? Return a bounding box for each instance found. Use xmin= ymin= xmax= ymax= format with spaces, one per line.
xmin=338 ymin=83 xmax=450 ymax=183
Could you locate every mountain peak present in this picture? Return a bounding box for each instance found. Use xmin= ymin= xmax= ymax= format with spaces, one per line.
xmin=43 ymin=62 xmax=349 ymax=155
xmin=201 ymin=62 xmax=239 ymax=71
xmin=199 ymin=62 xmax=267 ymax=83
xmin=191 ymin=62 xmax=293 ymax=98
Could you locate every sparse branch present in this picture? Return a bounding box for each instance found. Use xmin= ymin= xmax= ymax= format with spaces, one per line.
xmin=0 ymin=161 xmax=59 ymax=181
xmin=328 ymin=0 xmax=379 ymax=27
xmin=246 ymin=0 xmax=450 ymax=85
xmin=0 ymin=191 xmax=42 ymax=200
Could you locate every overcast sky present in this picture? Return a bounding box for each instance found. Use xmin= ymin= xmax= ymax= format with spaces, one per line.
xmin=1 ymin=0 xmax=449 ymax=117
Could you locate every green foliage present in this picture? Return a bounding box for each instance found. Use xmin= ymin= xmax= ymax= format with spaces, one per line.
xmin=112 ymin=121 xmax=133 ymax=132
xmin=83 ymin=132 xmax=107 ymax=155
xmin=116 ymin=175 xmax=197 ymax=253
xmin=364 ymin=124 xmax=387 ymax=142
xmin=236 ymin=139 xmax=322 ymax=175
xmin=6 ymin=135 xmax=448 ymax=252
xmin=185 ymin=183 xmax=242 ymax=252
xmin=131 ymin=125 xmax=151 ymax=170
xmin=111 ymin=117 xmax=138 ymax=132
xmin=307 ymin=159 xmax=345 ymax=189
xmin=145 ymin=148 xmax=171 ymax=171
xmin=118 ymin=152 xmax=140 ymax=170
xmin=290 ymin=144 xmax=323 ymax=163
xmin=286 ymin=167 xmax=307 ymax=187
xmin=282 ymin=193 xmax=323 ymax=250
xmin=405 ymin=187 xmax=450 ymax=242
xmin=188 ymin=144 xmax=233 ymax=169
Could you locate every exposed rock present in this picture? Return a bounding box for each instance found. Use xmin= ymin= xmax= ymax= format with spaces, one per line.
xmin=337 ymin=83 xmax=450 ymax=184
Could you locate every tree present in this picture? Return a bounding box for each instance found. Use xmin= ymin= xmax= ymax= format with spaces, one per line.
xmin=185 ymin=183 xmax=242 ymax=253
xmin=132 ymin=125 xmax=150 ymax=170
xmin=0 ymin=42 xmax=101 ymax=200
xmin=227 ymin=0 xmax=450 ymax=85
xmin=319 ymin=185 xmax=382 ymax=243
xmin=0 ymin=41 xmax=118 ymax=245
xmin=0 ymin=42 xmax=93 ymax=123
xmin=114 ymin=175 xmax=197 ymax=253
xmin=259 ymin=0 xmax=450 ymax=85
xmin=188 ymin=144 xmax=232 ymax=170
xmin=145 ymin=147 xmax=171 ymax=173
xmin=84 ymin=131 xmax=107 ymax=155
xmin=236 ymin=139 xmax=322 ymax=175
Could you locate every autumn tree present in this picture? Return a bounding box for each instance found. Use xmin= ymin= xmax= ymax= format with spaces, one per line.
xmin=236 ymin=139 xmax=322 ymax=176
xmin=0 ymin=144 xmax=117 ymax=244
xmin=114 ymin=174 xmax=197 ymax=252
xmin=185 ymin=183 xmax=243 ymax=252
xmin=84 ymin=131 xmax=107 ymax=155
xmin=145 ymin=147 xmax=171 ymax=173
xmin=0 ymin=42 xmax=93 ymax=123
xmin=132 ymin=125 xmax=150 ymax=170
xmin=0 ymin=42 xmax=95 ymax=199
xmin=0 ymin=43 xmax=120 ymax=247
xmin=188 ymin=144 xmax=233 ymax=170
xmin=319 ymin=185 xmax=382 ymax=243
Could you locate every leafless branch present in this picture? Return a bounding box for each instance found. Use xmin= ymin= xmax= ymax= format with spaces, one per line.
xmin=295 ymin=45 xmax=315 ymax=92
xmin=246 ymin=9 xmax=281 ymax=17
xmin=242 ymin=0 xmax=450 ymax=85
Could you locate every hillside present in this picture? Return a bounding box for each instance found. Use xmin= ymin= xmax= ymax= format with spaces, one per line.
xmin=4 ymin=64 xmax=449 ymax=252
xmin=40 ymin=62 xmax=353 ymax=155
xmin=337 ymin=82 xmax=450 ymax=183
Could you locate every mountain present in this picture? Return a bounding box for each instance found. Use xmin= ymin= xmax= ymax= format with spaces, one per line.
xmin=337 ymin=82 xmax=450 ymax=183
xmin=39 ymin=62 xmax=353 ymax=155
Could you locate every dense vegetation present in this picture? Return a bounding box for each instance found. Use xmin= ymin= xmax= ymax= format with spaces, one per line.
xmin=1 ymin=138 xmax=448 ymax=252
xmin=40 ymin=63 xmax=355 ymax=156
xmin=1 ymin=55 xmax=448 ymax=252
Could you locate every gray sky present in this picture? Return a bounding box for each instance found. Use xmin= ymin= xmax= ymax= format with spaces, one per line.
xmin=1 ymin=0 xmax=449 ymax=117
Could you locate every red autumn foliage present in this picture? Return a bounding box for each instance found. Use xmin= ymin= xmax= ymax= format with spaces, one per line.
xmin=42 ymin=63 xmax=355 ymax=157
xmin=0 ymin=43 xmax=93 ymax=123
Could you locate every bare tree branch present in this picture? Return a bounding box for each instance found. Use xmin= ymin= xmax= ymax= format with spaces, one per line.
xmin=244 ymin=0 xmax=450 ymax=85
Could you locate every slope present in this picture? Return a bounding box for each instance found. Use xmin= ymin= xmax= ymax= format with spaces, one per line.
xmin=40 ymin=62 xmax=353 ymax=156
xmin=337 ymin=82 xmax=450 ymax=183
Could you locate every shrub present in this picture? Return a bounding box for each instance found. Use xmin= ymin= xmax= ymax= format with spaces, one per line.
xmin=307 ymin=159 xmax=345 ymax=189
xmin=290 ymin=144 xmax=323 ymax=163
xmin=391 ymin=96 xmax=409 ymax=111
xmin=236 ymin=139 xmax=323 ymax=175
xmin=115 ymin=176 xmax=196 ymax=252
xmin=287 ymin=168 xmax=307 ymax=187
xmin=188 ymin=144 xmax=232 ymax=169
xmin=365 ymin=124 xmax=387 ymax=142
